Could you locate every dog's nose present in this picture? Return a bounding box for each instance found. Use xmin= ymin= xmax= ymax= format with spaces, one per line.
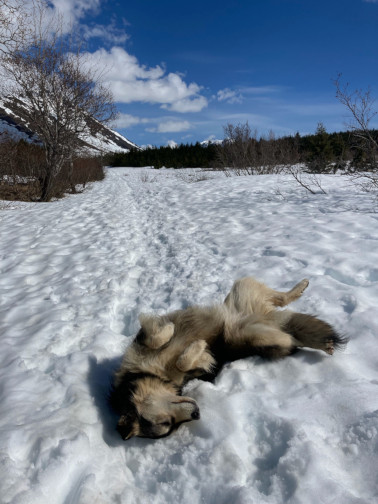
xmin=191 ymin=408 xmax=200 ymax=420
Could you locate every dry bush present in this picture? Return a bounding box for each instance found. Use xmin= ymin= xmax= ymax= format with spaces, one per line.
xmin=175 ymin=171 xmax=212 ymax=183
xmin=216 ymin=122 xmax=300 ymax=176
xmin=61 ymin=157 xmax=105 ymax=191
xmin=139 ymin=172 xmax=157 ymax=183
xmin=216 ymin=122 xmax=257 ymax=175
xmin=288 ymin=166 xmax=327 ymax=195
xmin=45 ymin=156 xmax=105 ymax=198
xmin=0 ymin=136 xmax=45 ymax=200
xmin=334 ymin=75 xmax=378 ymax=195
xmin=0 ymin=138 xmax=104 ymax=201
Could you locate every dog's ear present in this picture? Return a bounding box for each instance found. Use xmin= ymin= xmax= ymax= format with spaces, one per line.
xmin=117 ymin=414 xmax=139 ymax=440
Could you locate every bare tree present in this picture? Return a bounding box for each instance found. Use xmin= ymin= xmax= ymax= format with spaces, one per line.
xmin=1 ymin=6 xmax=117 ymax=201
xmin=0 ymin=0 xmax=45 ymax=54
xmin=216 ymin=122 xmax=257 ymax=175
xmin=216 ymin=122 xmax=301 ymax=176
xmin=334 ymin=74 xmax=378 ymax=169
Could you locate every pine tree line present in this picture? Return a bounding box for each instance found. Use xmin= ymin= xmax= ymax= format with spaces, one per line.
xmin=106 ymin=125 xmax=378 ymax=173
xmin=107 ymin=142 xmax=218 ymax=169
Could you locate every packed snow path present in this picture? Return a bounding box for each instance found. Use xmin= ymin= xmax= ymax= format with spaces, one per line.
xmin=1 ymin=168 xmax=378 ymax=504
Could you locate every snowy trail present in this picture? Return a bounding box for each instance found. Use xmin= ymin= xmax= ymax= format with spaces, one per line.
xmin=1 ymin=168 xmax=378 ymax=504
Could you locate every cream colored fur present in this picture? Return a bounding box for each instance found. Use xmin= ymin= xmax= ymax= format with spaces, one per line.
xmin=116 ymin=277 xmax=311 ymax=389
xmin=111 ymin=276 xmax=344 ymax=440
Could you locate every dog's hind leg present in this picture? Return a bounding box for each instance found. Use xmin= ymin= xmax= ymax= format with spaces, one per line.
xmin=220 ymin=315 xmax=297 ymax=360
xmin=277 ymin=311 xmax=348 ymax=355
xmin=138 ymin=314 xmax=175 ymax=349
xmin=269 ymin=279 xmax=309 ymax=307
xmin=269 ymin=310 xmax=348 ymax=355
xmin=236 ymin=317 xmax=296 ymax=358
xmin=224 ymin=277 xmax=309 ymax=315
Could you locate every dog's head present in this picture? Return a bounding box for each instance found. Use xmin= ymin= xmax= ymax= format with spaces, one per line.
xmin=111 ymin=374 xmax=200 ymax=440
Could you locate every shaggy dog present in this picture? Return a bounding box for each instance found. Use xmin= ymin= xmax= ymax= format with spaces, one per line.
xmin=109 ymin=277 xmax=347 ymax=440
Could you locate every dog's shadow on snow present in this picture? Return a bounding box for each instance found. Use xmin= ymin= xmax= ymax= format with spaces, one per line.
xmin=87 ymin=355 xmax=125 ymax=447
xmin=294 ymin=349 xmax=328 ymax=365
xmin=87 ymin=349 xmax=328 ymax=448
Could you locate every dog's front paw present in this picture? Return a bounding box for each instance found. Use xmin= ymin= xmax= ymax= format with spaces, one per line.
xmin=151 ymin=322 xmax=174 ymax=349
xmin=138 ymin=314 xmax=175 ymax=349
xmin=176 ymin=340 xmax=215 ymax=373
xmin=195 ymin=350 xmax=216 ymax=374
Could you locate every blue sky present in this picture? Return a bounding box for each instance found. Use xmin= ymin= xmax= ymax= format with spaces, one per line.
xmin=51 ymin=0 xmax=378 ymax=146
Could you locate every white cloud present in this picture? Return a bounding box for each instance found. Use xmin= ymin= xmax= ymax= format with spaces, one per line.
xmin=162 ymin=96 xmax=208 ymax=113
xmin=278 ymin=103 xmax=344 ymax=117
xmin=114 ymin=114 xmax=193 ymax=135
xmin=82 ymin=23 xmax=129 ymax=45
xmin=34 ymin=3 xmax=207 ymax=114
xmin=216 ymin=86 xmax=281 ymax=105
xmin=83 ymin=47 xmax=208 ymax=112
xmin=115 ymin=113 xmax=150 ymax=128
xmin=48 ymin=0 xmax=101 ymax=24
xmin=46 ymin=1 xmax=129 ymax=43
xmin=147 ymin=120 xmax=191 ymax=133
xmin=239 ymin=85 xmax=282 ymax=95
xmin=217 ymin=88 xmax=243 ymax=104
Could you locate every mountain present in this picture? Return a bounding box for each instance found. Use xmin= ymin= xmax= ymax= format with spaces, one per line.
xmin=0 ymin=96 xmax=139 ymax=153
xmin=200 ymin=137 xmax=223 ymax=146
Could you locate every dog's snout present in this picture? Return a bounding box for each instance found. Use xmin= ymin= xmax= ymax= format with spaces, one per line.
xmin=191 ymin=407 xmax=200 ymax=420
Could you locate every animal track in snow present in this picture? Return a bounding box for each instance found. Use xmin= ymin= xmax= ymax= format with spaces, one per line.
xmin=253 ymin=416 xmax=297 ymax=498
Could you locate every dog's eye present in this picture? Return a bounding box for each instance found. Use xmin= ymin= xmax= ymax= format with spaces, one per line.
xmin=159 ymin=421 xmax=171 ymax=427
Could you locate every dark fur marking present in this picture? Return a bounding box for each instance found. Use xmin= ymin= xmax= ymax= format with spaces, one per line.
xmin=284 ymin=313 xmax=349 ymax=349
xmin=108 ymin=372 xmax=174 ymax=415
xmin=207 ymin=332 xmax=291 ymax=373
xmin=135 ymin=328 xmax=146 ymax=345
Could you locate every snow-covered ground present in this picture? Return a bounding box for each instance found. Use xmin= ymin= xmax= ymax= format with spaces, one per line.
xmin=1 ymin=167 xmax=377 ymax=504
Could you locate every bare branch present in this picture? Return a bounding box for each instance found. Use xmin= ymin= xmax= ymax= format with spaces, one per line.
xmin=0 ymin=0 xmax=47 ymax=54
xmin=334 ymin=74 xmax=378 ymax=169
xmin=288 ymin=166 xmax=327 ymax=195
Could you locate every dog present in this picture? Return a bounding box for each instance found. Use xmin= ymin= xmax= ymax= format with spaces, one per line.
xmin=109 ymin=277 xmax=347 ymax=440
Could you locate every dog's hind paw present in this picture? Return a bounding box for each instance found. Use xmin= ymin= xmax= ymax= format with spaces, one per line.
xmin=324 ymin=339 xmax=335 ymax=355
xmin=297 ymin=278 xmax=309 ymax=293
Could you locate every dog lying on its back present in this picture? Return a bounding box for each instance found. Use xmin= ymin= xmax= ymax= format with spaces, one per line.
xmin=109 ymin=277 xmax=347 ymax=440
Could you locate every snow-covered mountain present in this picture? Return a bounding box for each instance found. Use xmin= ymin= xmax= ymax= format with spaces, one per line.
xmin=200 ymin=137 xmax=223 ymax=147
xmin=0 ymin=96 xmax=139 ymax=153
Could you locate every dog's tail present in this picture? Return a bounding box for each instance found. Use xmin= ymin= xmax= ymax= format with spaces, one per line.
xmin=283 ymin=313 xmax=348 ymax=355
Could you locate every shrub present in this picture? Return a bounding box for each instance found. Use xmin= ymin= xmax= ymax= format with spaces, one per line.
xmin=0 ymin=137 xmax=105 ymax=201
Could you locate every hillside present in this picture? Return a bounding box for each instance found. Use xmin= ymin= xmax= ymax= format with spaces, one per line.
xmin=0 ymin=96 xmax=139 ymax=153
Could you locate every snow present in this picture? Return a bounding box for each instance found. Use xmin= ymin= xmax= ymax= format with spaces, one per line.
xmin=1 ymin=167 xmax=378 ymax=504
xmin=79 ymin=129 xmax=132 ymax=154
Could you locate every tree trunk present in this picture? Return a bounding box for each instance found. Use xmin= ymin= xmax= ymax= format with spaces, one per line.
xmin=40 ymin=168 xmax=54 ymax=201
xmin=68 ymin=157 xmax=76 ymax=193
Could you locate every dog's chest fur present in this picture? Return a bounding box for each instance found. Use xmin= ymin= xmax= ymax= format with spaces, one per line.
xmin=115 ymin=305 xmax=232 ymax=387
